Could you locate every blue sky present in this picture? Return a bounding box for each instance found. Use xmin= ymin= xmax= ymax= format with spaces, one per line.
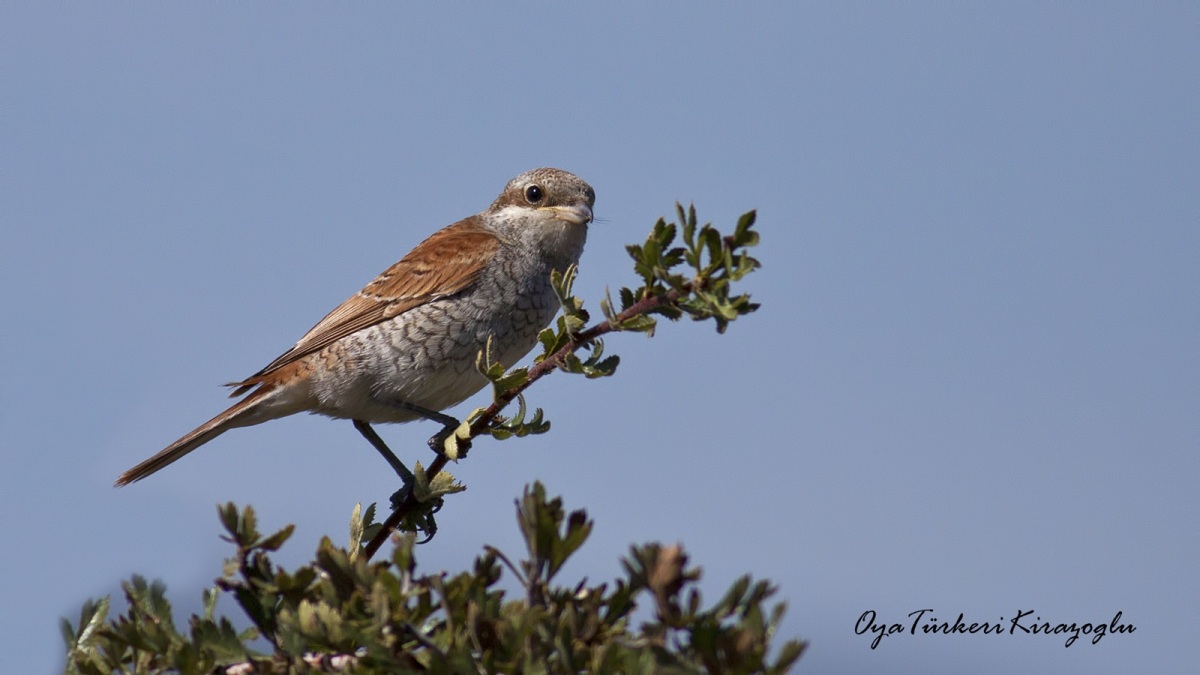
xmin=3 ymin=3 xmax=1197 ymax=672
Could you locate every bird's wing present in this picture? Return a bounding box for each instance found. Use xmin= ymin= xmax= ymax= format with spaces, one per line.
xmin=229 ymin=216 xmax=500 ymax=393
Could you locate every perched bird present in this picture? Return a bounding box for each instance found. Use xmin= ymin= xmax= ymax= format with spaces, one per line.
xmin=116 ymin=168 xmax=595 ymax=487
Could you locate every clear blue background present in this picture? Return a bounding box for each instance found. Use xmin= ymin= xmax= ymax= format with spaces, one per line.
xmin=3 ymin=4 xmax=1196 ymax=672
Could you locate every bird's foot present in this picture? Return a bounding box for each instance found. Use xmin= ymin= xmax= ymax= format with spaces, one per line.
xmin=428 ymin=420 xmax=472 ymax=460
xmin=387 ymin=487 xmax=442 ymax=544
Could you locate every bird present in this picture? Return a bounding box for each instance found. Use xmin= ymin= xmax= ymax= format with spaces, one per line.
xmin=116 ymin=167 xmax=595 ymax=487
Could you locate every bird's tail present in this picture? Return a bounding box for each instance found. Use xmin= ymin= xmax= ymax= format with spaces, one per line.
xmin=114 ymin=387 xmax=274 ymax=487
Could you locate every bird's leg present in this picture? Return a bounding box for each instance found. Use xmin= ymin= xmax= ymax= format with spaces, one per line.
xmin=354 ymin=419 xmax=424 ymax=511
xmin=380 ymin=399 xmax=473 ymax=459
xmin=364 ymin=400 xmax=471 ymax=528
xmin=353 ymin=419 xmax=414 ymax=483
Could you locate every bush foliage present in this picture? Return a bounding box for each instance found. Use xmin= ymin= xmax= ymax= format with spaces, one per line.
xmin=64 ymin=485 xmax=804 ymax=673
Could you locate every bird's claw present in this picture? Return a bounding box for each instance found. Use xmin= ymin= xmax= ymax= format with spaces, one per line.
xmin=388 ymin=484 xmax=442 ymax=544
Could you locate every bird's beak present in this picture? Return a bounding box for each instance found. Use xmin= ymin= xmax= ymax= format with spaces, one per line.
xmin=550 ymin=204 xmax=593 ymax=226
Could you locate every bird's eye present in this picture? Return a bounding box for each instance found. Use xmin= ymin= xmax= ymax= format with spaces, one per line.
xmin=524 ymin=184 xmax=543 ymax=204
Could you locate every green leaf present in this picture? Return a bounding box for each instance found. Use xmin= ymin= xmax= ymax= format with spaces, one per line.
xmin=59 ymin=618 xmax=74 ymax=651
xmin=258 ymin=524 xmax=295 ymax=552
xmin=429 ymin=469 xmax=467 ymax=498
xmin=772 ymin=640 xmax=808 ymax=673
xmin=619 ymin=286 xmax=637 ymax=311
xmin=441 ymin=417 xmax=474 ymax=461
xmin=495 ymin=367 xmax=529 ymax=394
xmin=584 ymin=354 xmax=619 ymax=378
xmin=537 ymin=326 xmax=558 ymax=354
xmin=64 ymin=595 xmax=110 ymax=651
xmin=202 ymin=586 xmax=219 ymax=620
xmin=412 ymin=462 xmax=464 ymax=503
xmin=217 ymin=502 xmax=240 ymax=541
xmin=734 ymin=209 xmax=759 ymax=247
xmin=553 ymin=509 xmax=593 ymax=578
xmin=237 ymin=505 xmax=260 ymax=547
xmin=349 ymin=503 xmax=365 ymax=556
